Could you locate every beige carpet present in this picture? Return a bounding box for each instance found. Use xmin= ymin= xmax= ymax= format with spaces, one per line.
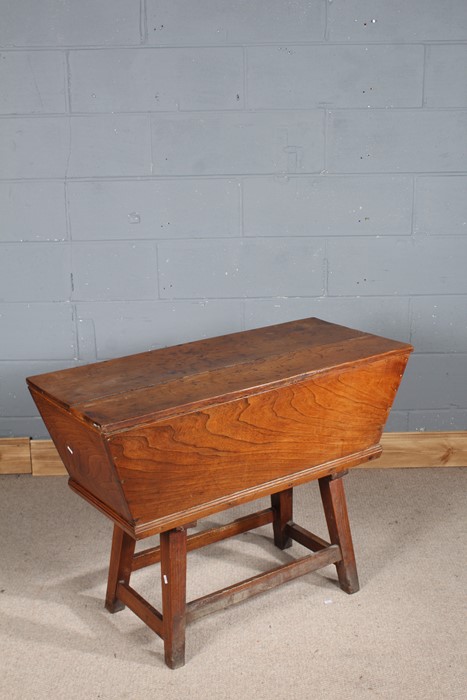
xmin=0 ymin=468 xmax=465 ymax=700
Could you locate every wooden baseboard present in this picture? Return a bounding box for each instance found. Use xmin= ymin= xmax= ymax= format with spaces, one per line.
xmin=29 ymin=440 xmax=66 ymax=476
xmin=0 ymin=433 xmax=466 ymax=477
xmin=0 ymin=438 xmax=32 ymax=474
xmin=365 ymin=432 xmax=467 ymax=469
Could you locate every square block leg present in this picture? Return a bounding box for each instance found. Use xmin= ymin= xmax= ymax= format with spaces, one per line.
xmin=105 ymin=524 xmax=136 ymax=613
xmin=160 ymin=527 xmax=188 ymax=669
xmin=271 ymin=488 xmax=293 ymax=550
xmin=318 ymin=472 xmax=360 ymax=594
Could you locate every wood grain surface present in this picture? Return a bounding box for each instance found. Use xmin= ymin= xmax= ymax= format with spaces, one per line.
xmin=30 ymin=439 xmax=66 ymax=476
xmin=110 ymin=354 xmax=408 ymax=527
xmin=0 ymin=438 xmax=31 ymax=474
xmin=27 ymin=317 xmax=410 ymax=433
xmin=26 ymin=317 xmax=412 ymax=536
xmin=30 ymin=388 xmax=131 ymax=522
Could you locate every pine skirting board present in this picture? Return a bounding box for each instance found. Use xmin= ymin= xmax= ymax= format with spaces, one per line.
xmin=0 ymin=433 xmax=466 ymax=476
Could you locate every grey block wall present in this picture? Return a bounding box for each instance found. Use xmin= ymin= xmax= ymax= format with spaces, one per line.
xmin=1 ymin=0 xmax=466 ymax=437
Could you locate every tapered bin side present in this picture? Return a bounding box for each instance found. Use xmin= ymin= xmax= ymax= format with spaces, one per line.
xmin=29 ymin=387 xmax=132 ymax=524
xmin=108 ymin=353 xmax=409 ymax=533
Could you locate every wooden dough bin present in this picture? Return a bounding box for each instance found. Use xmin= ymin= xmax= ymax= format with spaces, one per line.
xmin=27 ymin=317 xmax=412 ymax=669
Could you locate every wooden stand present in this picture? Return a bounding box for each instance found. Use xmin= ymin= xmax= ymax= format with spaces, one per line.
xmin=105 ymin=474 xmax=356 ymax=669
xmin=27 ymin=317 xmax=412 ymax=669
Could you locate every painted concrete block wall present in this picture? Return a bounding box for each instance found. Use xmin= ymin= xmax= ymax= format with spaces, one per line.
xmin=0 ymin=0 xmax=466 ymax=437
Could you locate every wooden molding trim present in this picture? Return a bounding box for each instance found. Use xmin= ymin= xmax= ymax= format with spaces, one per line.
xmin=0 ymin=433 xmax=466 ymax=476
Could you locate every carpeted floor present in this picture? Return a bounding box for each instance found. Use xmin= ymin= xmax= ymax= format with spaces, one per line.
xmin=1 ymin=468 xmax=465 ymax=700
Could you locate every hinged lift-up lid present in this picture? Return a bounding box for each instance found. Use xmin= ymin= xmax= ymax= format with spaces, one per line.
xmin=27 ymin=317 xmax=411 ymax=436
